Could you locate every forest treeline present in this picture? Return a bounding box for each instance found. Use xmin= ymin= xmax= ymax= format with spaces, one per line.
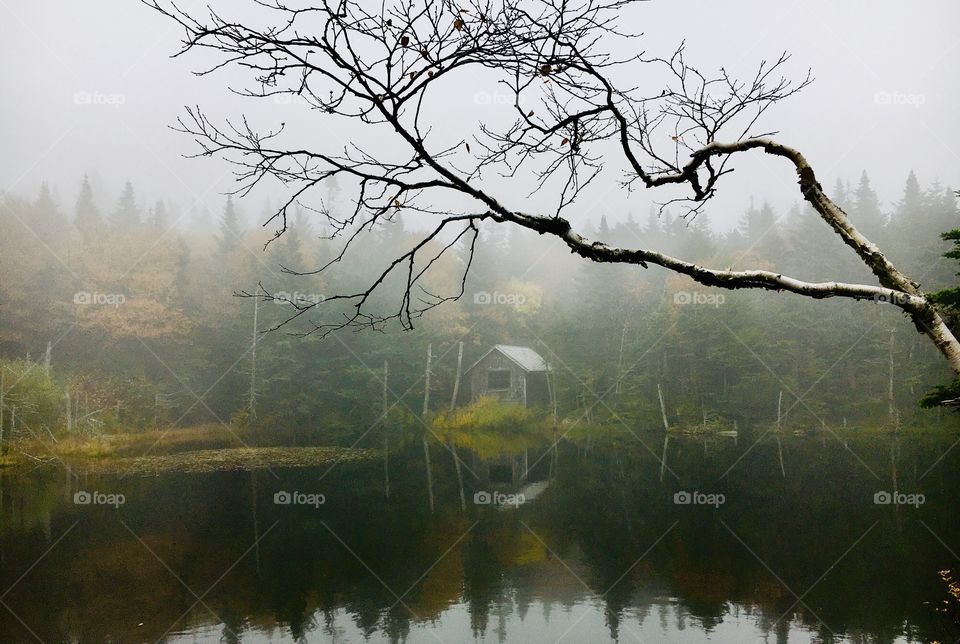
xmin=0 ymin=170 xmax=958 ymax=444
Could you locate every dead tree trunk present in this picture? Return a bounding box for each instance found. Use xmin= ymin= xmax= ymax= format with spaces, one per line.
xmin=657 ymin=383 xmax=670 ymax=432
xmin=383 ymin=360 xmax=390 ymax=500
xmin=65 ymin=387 xmax=72 ymax=435
xmin=776 ymin=391 xmax=785 ymax=477
xmin=888 ymin=330 xmax=899 ymax=430
xmin=450 ymin=342 xmax=463 ymax=409
xmin=422 ymin=343 xmax=435 ymax=512
xmin=616 ymin=317 xmax=628 ymax=395
xmin=658 ymin=383 xmax=670 ymax=482
xmin=449 ymin=342 xmax=466 ymax=511
xmin=701 ymin=396 xmax=707 ymax=432
xmin=659 ymin=433 xmax=670 ymax=482
xmin=249 ymin=288 xmax=260 ymax=446
xmin=777 ymin=391 xmax=783 ymax=431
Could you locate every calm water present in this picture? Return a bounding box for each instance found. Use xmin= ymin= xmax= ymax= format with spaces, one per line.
xmin=1 ymin=430 xmax=959 ymax=643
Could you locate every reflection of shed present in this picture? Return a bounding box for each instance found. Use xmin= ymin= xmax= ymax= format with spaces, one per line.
xmin=463 ymin=345 xmax=552 ymax=407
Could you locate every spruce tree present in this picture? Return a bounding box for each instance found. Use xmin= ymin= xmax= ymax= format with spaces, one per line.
xmin=831 ymin=177 xmax=851 ymax=210
xmin=110 ymin=181 xmax=141 ymax=231
xmin=74 ymin=174 xmax=101 ymax=237
xmin=736 ymin=199 xmax=780 ymax=259
xmin=216 ymin=196 xmax=244 ymax=254
xmin=150 ymin=200 xmax=169 ymax=230
xmin=851 ymin=171 xmax=884 ymax=241
xmin=921 ymin=191 xmax=960 ymax=407
xmin=32 ymin=183 xmax=63 ymax=238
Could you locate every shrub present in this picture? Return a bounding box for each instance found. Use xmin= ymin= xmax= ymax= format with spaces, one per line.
xmin=0 ymin=359 xmax=62 ymax=439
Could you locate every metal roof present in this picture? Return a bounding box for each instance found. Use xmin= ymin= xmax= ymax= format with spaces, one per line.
xmin=465 ymin=344 xmax=551 ymax=374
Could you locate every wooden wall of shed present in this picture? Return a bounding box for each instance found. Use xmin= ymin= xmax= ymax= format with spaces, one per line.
xmin=467 ymin=351 xmax=526 ymax=404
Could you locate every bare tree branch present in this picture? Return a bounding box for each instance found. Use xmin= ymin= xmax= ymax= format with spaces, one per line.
xmin=146 ymin=0 xmax=960 ymax=374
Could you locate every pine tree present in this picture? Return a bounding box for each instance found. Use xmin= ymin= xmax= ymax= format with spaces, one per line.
xmin=920 ymin=182 xmax=960 ymax=289
xmin=111 ymin=181 xmax=141 ymax=231
xmin=275 ymin=217 xmax=303 ymax=270
xmin=736 ymin=199 xmax=780 ymax=259
xmin=896 ymin=171 xmax=924 ymax=219
xmin=150 ymin=200 xmax=169 ymax=230
xmin=74 ymin=174 xmax=101 ymax=238
xmin=782 ymin=203 xmax=843 ymax=280
xmin=217 ymin=196 xmax=244 ymax=254
xmin=921 ymin=191 xmax=960 ymax=407
xmin=677 ymin=213 xmax=715 ymax=262
xmin=851 ymin=171 xmax=884 ymax=241
xmin=32 ymin=183 xmax=64 ymax=239
xmin=573 ymin=215 xmax=630 ymax=389
xmin=831 ymin=177 xmax=851 ymax=210
xmin=642 ymin=206 xmax=671 ymax=254
xmin=892 ymin=171 xmax=933 ymax=274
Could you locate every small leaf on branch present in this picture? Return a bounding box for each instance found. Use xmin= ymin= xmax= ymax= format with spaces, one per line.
xmin=465 ymin=142 xmax=471 ymax=153
xmin=527 ymin=109 xmax=534 ymax=117
xmin=540 ymin=63 xmax=552 ymax=76
xmin=561 ymin=137 xmax=569 ymax=145
xmin=400 ymin=35 xmax=410 ymax=47
xmin=454 ymin=18 xmax=464 ymax=31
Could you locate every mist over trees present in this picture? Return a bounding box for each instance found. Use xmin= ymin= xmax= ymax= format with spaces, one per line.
xmin=1 ymin=169 xmax=956 ymax=442
xmin=132 ymin=0 xmax=960 ymax=396
xmin=4 ymin=2 xmax=960 ymax=642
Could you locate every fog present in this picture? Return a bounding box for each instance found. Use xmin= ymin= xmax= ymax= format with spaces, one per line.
xmin=2 ymin=0 xmax=958 ymax=231
xmin=3 ymin=3 xmax=960 ymax=643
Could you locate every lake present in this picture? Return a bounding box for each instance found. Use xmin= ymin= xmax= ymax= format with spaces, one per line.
xmin=1 ymin=429 xmax=958 ymax=643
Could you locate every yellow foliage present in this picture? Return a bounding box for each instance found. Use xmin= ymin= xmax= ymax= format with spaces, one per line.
xmin=431 ymin=396 xmax=548 ymax=459
xmin=72 ymin=229 xmax=193 ymax=339
xmin=501 ymin=277 xmax=543 ymax=318
xmin=512 ymin=531 xmax=547 ymax=565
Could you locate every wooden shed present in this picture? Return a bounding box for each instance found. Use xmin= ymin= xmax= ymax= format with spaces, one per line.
xmin=463 ymin=345 xmax=552 ymax=407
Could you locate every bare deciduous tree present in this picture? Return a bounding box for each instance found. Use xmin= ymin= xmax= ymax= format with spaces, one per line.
xmin=146 ymin=0 xmax=960 ymax=377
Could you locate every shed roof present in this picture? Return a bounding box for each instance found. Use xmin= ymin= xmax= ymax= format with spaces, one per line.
xmin=465 ymin=344 xmax=551 ymax=374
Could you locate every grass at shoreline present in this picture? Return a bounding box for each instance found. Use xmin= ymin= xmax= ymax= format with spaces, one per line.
xmin=72 ymin=446 xmax=378 ymax=475
xmin=0 ymin=424 xmax=378 ymax=473
xmin=53 ymin=424 xmax=250 ymax=458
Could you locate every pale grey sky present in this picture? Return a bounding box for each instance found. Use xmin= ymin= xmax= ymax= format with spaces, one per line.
xmin=1 ymin=0 xmax=958 ymax=231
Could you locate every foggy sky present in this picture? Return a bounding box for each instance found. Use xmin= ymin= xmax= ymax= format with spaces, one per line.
xmin=1 ymin=0 xmax=958 ymax=233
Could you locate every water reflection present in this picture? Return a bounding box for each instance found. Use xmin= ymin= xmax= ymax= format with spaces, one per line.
xmin=1 ymin=430 xmax=958 ymax=643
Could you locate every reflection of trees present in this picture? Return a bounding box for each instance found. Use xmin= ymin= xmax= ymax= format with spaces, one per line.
xmin=1 ymin=435 xmax=958 ymax=641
